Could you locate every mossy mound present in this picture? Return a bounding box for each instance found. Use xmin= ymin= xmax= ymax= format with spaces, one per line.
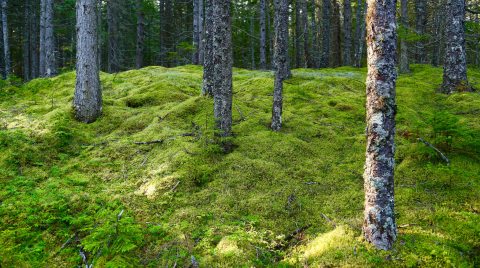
xmin=0 ymin=65 xmax=479 ymax=267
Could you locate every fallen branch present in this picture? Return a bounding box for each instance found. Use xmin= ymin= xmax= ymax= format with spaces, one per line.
xmin=418 ymin=138 xmax=450 ymax=165
xmin=321 ymin=213 xmax=337 ymax=227
xmin=134 ymin=140 xmax=164 ymax=145
xmin=284 ymin=224 xmax=312 ymax=242
xmin=398 ymin=223 xmax=417 ymax=228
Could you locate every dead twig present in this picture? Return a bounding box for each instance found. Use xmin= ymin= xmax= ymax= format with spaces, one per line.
xmin=134 ymin=140 xmax=164 ymax=145
xmin=321 ymin=213 xmax=337 ymax=227
xmin=418 ymin=137 xmax=450 ymax=165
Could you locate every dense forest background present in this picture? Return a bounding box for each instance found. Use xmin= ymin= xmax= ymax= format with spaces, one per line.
xmin=2 ymin=0 xmax=480 ymax=80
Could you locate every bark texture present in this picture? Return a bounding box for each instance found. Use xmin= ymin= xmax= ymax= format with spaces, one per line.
xmin=354 ymin=0 xmax=366 ymax=67
xmin=107 ymin=0 xmax=120 ymax=72
xmin=271 ymin=0 xmax=289 ymax=131
xmin=74 ymin=0 xmax=102 ymax=123
xmin=414 ymin=0 xmax=427 ymax=63
xmin=212 ymin=0 xmax=232 ymax=137
xmin=259 ymin=0 xmax=267 ymax=69
xmin=1 ymin=0 xmax=10 ymax=77
xmin=441 ymin=0 xmax=472 ymax=93
xmin=135 ymin=0 xmax=145 ymax=69
xmin=193 ymin=0 xmax=200 ymax=64
xmin=364 ymin=0 xmax=398 ymax=251
xmin=399 ymin=0 xmax=410 ymax=73
xmin=295 ymin=0 xmax=307 ymax=68
xmin=202 ymin=0 xmax=214 ymax=96
xmin=343 ymin=0 xmax=352 ymax=66
xmin=320 ymin=0 xmax=330 ymax=68
xmin=40 ymin=0 xmax=56 ymax=77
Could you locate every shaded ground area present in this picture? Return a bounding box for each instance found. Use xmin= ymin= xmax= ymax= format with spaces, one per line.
xmin=0 ymin=65 xmax=479 ymax=267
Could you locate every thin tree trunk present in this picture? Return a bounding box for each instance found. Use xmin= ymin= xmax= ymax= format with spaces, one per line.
xmin=415 ymin=0 xmax=427 ymax=63
xmin=320 ymin=0 xmax=330 ymax=68
xmin=198 ymin=0 xmax=204 ymax=65
xmin=192 ymin=0 xmax=199 ymax=64
xmin=295 ymin=0 xmax=307 ymax=68
xmin=259 ymin=0 xmax=267 ymax=69
xmin=107 ymin=0 xmax=120 ymax=72
xmin=212 ymin=0 xmax=233 ymax=137
xmin=202 ymin=0 xmax=214 ymax=96
xmin=441 ymin=0 xmax=472 ymax=93
xmin=330 ymin=0 xmax=341 ymax=67
xmin=74 ymin=0 xmax=102 ymax=123
xmin=30 ymin=0 xmax=39 ymax=79
xmin=136 ymin=0 xmax=145 ymax=69
xmin=343 ymin=0 xmax=352 ymax=66
xmin=158 ymin=0 xmax=165 ymax=65
xmin=271 ymin=0 xmax=289 ymax=131
xmin=364 ymin=0 xmax=398 ymax=251
xmin=399 ymin=0 xmax=410 ymax=73
xmin=310 ymin=0 xmax=319 ymax=68
xmin=1 ymin=0 xmax=9 ymax=78
xmin=40 ymin=0 xmax=55 ymax=77
xmin=23 ymin=0 xmax=31 ymax=81
xmin=354 ymin=0 xmax=366 ymax=67
xmin=250 ymin=15 xmax=256 ymax=69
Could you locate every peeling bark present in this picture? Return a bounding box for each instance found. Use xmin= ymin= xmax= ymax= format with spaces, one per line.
xmin=364 ymin=0 xmax=398 ymax=251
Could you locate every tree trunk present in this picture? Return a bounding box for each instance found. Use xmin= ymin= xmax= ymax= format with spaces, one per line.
xmin=271 ymin=0 xmax=289 ymax=131
xmin=441 ymin=0 xmax=472 ymax=93
xmin=295 ymin=0 xmax=307 ymax=68
xmin=40 ymin=0 xmax=56 ymax=77
xmin=202 ymin=0 xmax=214 ymax=96
xmin=212 ymin=0 xmax=232 ymax=137
xmin=320 ymin=0 xmax=330 ymax=68
xmin=198 ymin=0 xmax=204 ymax=65
xmin=399 ymin=0 xmax=410 ymax=73
xmin=250 ymin=15 xmax=256 ymax=69
xmin=23 ymin=0 xmax=31 ymax=81
xmin=192 ymin=0 xmax=199 ymax=64
xmin=310 ymin=0 xmax=319 ymax=68
xmin=414 ymin=0 xmax=427 ymax=63
xmin=330 ymin=0 xmax=341 ymax=67
xmin=107 ymin=0 xmax=120 ymax=72
xmin=135 ymin=0 xmax=145 ymax=69
xmin=30 ymin=0 xmax=39 ymax=79
xmin=74 ymin=0 xmax=102 ymax=123
xmin=1 ymin=0 xmax=10 ymax=78
xmin=259 ymin=0 xmax=267 ymax=69
xmin=364 ymin=0 xmax=397 ymax=251
xmin=343 ymin=0 xmax=352 ymax=66
xmin=354 ymin=0 xmax=366 ymax=67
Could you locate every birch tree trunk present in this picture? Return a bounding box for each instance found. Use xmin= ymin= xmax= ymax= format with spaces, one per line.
xmin=441 ymin=0 xmax=472 ymax=93
xmin=364 ymin=0 xmax=398 ymax=251
xmin=135 ymin=0 xmax=145 ymax=69
xmin=343 ymin=0 xmax=352 ymax=66
xmin=202 ymin=0 xmax=214 ymax=96
xmin=259 ymin=0 xmax=267 ymax=69
xmin=399 ymin=0 xmax=410 ymax=73
xmin=212 ymin=0 xmax=232 ymax=137
xmin=271 ymin=0 xmax=289 ymax=131
xmin=74 ymin=0 xmax=102 ymax=123
xmin=1 ymin=0 xmax=10 ymax=78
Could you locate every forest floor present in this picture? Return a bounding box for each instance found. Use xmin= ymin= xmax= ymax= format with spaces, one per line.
xmin=0 ymin=65 xmax=479 ymax=267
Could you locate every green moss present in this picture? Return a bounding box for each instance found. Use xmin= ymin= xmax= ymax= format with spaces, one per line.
xmin=0 ymin=65 xmax=479 ymax=267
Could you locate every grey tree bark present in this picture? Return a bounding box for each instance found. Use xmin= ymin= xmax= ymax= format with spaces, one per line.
xmin=250 ymin=15 xmax=256 ymax=69
xmin=415 ymin=0 xmax=427 ymax=63
xmin=399 ymin=0 xmax=410 ymax=73
xmin=212 ymin=0 xmax=233 ymax=137
xmin=23 ymin=0 xmax=31 ymax=81
xmin=364 ymin=0 xmax=398 ymax=251
xmin=198 ymin=0 xmax=204 ymax=65
xmin=1 ymin=0 xmax=10 ymax=78
xmin=74 ymin=0 xmax=102 ymax=123
xmin=354 ymin=0 xmax=366 ymax=67
xmin=40 ymin=0 xmax=56 ymax=77
xmin=30 ymin=0 xmax=39 ymax=79
xmin=310 ymin=0 xmax=319 ymax=68
xmin=259 ymin=0 xmax=267 ymax=69
xmin=295 ymin=0 xmax=307 ymax=68
xmin=441 ymin=0 xmax=472 ymax=93
xmin=202 ymin=0 xmax=214 ymax=96
xmin=320 ymin=0 xmax=330 ymax=68
xmin=136 ymin=0 xmax=145 ymax=69
xmin=271 ymin=0 xmax=289 ymax=131
xmin=343 ymin=0 xmax=352 ymax=66
xmin=330 ymin=0 xmax=341 ymax=67
xmin=193 ymin=0 xmax=199 ymax=64
xmin=107 ymin=0 xmax=120 ymax=72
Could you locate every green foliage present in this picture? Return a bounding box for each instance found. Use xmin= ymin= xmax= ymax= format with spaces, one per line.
xmin=0 ymin=65 xmax=479 ymax=267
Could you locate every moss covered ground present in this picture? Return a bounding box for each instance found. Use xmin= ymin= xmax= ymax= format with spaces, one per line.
xmin=0 ymin=65 xmax=479 ymax=267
